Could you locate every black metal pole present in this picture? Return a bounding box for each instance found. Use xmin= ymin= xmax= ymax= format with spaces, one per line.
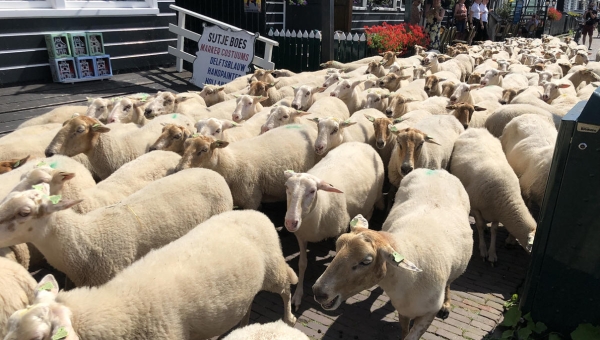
xmin=321 ymin=0 xmax=334 ymax=62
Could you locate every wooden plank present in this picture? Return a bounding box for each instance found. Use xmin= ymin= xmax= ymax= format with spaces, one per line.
xmin=169 ymin=24 xmax=201 ymax=43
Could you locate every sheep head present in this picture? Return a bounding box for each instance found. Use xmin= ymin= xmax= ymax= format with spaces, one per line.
xmin=446 ymin=102 xmax=486 ymax=129
xmin=424 ymin=75 xmax=447 ymax=96
xmin=480 ymin=69 xmax=507 ymax=86
xmin=0 ymin=155 xmax=30 ymax=175
xmin=365 ymin=114 xmax=402 ymax=149
xmin=312 ymin=215 xmax=421 ymax=310
xmin=149 ymin=124 xmax=193 ymax=155
xmin=85 ymin=97 xmax=114 ymax=122
xmin=389 ymin=126 xmax=440 ymax=176
xmin=364 ymin=90 xmax=390 ymax=113
xmin=45 ymin=116 xmax=110 ymax=158
xmin=283 ymin=170 xmax=343 ymax=233
xmin=291 ymin=85 xmax=323 ymax=111
xmin=247 ymin=80 xmax=277 ymax=99
xmin=541 ymin=81 xmax=571 ymax=102
xmin=232 ymin=95 xmax=266 ymax=122
xmin=195 ymin=118 xmax=238 ymax=140
xmin=330 ymin=79 xmax=362 ymax=99
xmin=377 ymin=73 xmax=410 ymax=92
xmin=107 ymin=97 xmax=146 ymax=124
xmin=385 ymin=93 xmax=417 ymax=118
xmin=499 ymin=88 xmax=526 ymax=105
xmin=379 ymin=51 xmax=398 ymax=67
xmin=176 ymin=135 xmax=228 ymax=172
xmin=198 ymin=85 xmax=225 ymax=106
xmin=249 ymin=69 xmax=276 ymax=84
xmin=4 ymin=274 xmax=80 ymax=340
xmin=449 ymin=83 xmax=481 ymax=104
xmin=261 ymin=106 xmax=309 ymax=134
xmin=312 ymin=117 xmax=356 ymax=155
xmin=467 ymin=72 xmax=481 ymax=85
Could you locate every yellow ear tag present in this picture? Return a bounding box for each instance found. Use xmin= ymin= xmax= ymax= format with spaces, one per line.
xmin=92 ymin=123 xmax=101 ymax=128
xmin=51 ymin=327 xmax=68 ymax=340
xmin=32 ymin=184 xmax=45 ymax=192
xmin=36 ymin=161 xmax=47 ymax=168
xmin=38 ymin=281 xmax=54 ymax=292
xmin=48 ymin=195 xmax=62 ymax=205
xmin=392 ymin=252 xmax=404 ymax=264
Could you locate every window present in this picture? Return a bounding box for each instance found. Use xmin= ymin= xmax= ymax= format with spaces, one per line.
xmin=0 ymin=0 xmax=158 ymax=18
xmin=353 ymin=0 xmax=403 ymax=11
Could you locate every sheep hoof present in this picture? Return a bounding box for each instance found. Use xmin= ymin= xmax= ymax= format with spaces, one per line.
xmin=436 ymin=308 xmax=450 ymax=320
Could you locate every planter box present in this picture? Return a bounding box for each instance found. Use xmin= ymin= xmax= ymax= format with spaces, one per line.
xmin=49 ymin=58 xmax=78 ymax=82
xmin=75 ymin=57 xmax=97 ymax=78
xmin=45 ymin=34 xmax=72 ymax=59
xmin=86 ymin=32 xmax=105 ymax=56
xmin=69 ymin=33 xmax=90 ymax=57
xmin=94 ymin=55 xmax=113 ymax=77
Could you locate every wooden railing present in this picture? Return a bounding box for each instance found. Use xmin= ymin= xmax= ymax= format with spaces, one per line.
xmin=168 ymin=5 xmax=279 ymax=72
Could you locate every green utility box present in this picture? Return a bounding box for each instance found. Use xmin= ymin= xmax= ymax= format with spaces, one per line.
xmin=521 ymin=88 xmax=600 ymax=334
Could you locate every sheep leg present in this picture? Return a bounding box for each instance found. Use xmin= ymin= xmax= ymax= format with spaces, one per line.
xmin=292 ymin=236 xmax=308 ymax=311
xmin=488 ymin=222 xmax=498 ymax=266
xmin=505 ymin=234 xmax=518 ymax=247
xmin=240 ymin=304 xmax=252 ymax=327
xmin=398 ymin=314 xmax=411 ymax=340
xmin=472 ymin=210 xmax=488 ymax=260
xmin=436 ymin=284 xmax=451 ymax=320
xmin=404 ymin=312 xmax=436 ymax=340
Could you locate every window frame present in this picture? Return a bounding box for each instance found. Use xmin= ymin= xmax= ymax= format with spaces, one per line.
xmin=0 ymin=0 xmax=159 ymax=18
xmin=353 ymin=0 xmax=403 ymax=11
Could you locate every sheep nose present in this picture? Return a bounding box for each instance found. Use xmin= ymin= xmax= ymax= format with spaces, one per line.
xmin=400 ymin=163 xmax=413 ymax=175
xmin=499 ymin=99 xmax=507 ymax=104
xmin=330 ymin=93 xmax=336 ymax=97
xmin=315 ymin=145 xmax=324 ymax=154
xmin=385 ymin=110 xmax=393 ymax=117
xmin=376 ymin=140 xmax=385 ymax=149
xmin=232 ymin=115 xmax=241 ymax=122
xmin=480 ymin=81 xmax=486 ymax=85
xmin=312 ymin=286 xmax=329 ymax=303
xmin=424 ymin=87 xmax=430 ymax=91
xmin=450 ymin=97 xmax=457 ymax=102
xmin=45 ymin=150 xmax=55 ymax=158
xmin=291 ymin=103 xmax=299 ymax=109
xmin=144 ymin=108 xmax=153 ymax=117
xmin=284 ymin=219 xmax=299 ymax=232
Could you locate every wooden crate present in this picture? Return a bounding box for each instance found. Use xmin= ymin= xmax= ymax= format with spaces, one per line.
xmin=45 ymin=34 xmax=72 ymax=59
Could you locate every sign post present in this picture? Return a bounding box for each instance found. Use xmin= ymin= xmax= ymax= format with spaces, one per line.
xmin=190 ymin=24 xmax=257 ymax=88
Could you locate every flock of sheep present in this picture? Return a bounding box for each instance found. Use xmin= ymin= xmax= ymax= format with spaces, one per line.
xmin=0 ymin=33 xmax=595 ymax=340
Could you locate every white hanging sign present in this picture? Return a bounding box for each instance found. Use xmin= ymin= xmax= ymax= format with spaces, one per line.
xmin=190 ymin=24 xmax=257 ymax=88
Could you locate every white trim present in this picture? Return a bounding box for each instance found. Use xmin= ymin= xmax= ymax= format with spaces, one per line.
xmin=0 ymin=63 xmax=50 ymax=72
xmin=104 ymin=38 xmax=177 ymax=47
xmin=0 ymin=47 xmax=47 ymax=55
xmin=0 ymin=26 xmax=169 ymax=38
xmin=110 ymin=51 xmax=170 ymax=59
xmin=0 ymin=0 xmax=158 ymax=18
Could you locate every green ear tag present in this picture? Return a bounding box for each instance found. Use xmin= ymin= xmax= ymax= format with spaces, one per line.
xmin=13 ymin=160 xmax=20 ymax=168
xmin=350 ymin=219 xmax=359 ymax=228
xmin=36 ymin=161 xmax=47 ymax=168
xmin=191 ymin=133 xmax=200 ymax=138
xmin=92 ymin=123 xmax=101 ymax=128
xmin=392 ymin=252 xmax=404 ymax=264
xmin=140 ymin=93 xmax=149 ymax=102
xmin=49 ymin=162 xmax=58 ymax=169
xmin=48 ymin=195 xmax=62 ymax=205
xmin=172 ymin=114 xmax=178 ymax=119
xmin=32 ymin=184 xmax=45 ymax=192
xmin=51 ymin=327 xmax=68 ymax=340
xmin=38 ymin=281 xmax=54 ymax=292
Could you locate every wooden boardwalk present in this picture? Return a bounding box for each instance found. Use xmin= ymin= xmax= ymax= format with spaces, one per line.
xmin=1 ymin=68 xmax=530 ymax=339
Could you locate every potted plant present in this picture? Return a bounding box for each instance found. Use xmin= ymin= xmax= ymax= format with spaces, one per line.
xmin=364 ymin=22 xmax=430 ymax=57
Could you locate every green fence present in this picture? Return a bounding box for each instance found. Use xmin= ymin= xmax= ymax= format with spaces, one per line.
xmin=267 ymin=28 xmax=371 ymax=72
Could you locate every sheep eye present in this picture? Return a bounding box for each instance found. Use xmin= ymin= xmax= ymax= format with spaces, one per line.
xmin=417 ymin=142 xmax=424 ymax=149
xmin=374 ymin=98 xmax=380 ymax=102
xmin=283 ymin=115 xmax=289 ymax=119
xmin=18 ymin=210 xmax=30 ymax=217
xmin=76 ymin=126 xmax=86 ymax=133
xmin=346 ymin=85 xmax=350 ymax=89
xmin=215 ymin=129 xmax=221 ymax=133
xmin=164 ymin=100 xmax=172 ymax=104
xmin=360 ymin=256 xmax=373 ymax=266
xmin=309 ymin=189 xmax=316 ymax=194
xmin=331 ymin=128 xmax=339 ymax=135
xmin=173 ymin=134 xmax=182 ymax=140
xmin=124 ymin=105 xmax=132 ymax=111
xmin=207 ymin=90 xmax=213 ymax=95
xmin=305 ymin=93 xmax=310 ymax=97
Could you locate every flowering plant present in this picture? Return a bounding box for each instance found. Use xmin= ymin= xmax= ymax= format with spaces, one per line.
xmin=364 ymin=22 xmax=430 ymax=54
xmin=288 ymin=0 xmax=307 ymax=5
xmin=548 ymin=7 xmax=562 ymax=21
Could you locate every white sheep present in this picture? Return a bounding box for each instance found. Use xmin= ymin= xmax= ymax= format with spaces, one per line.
xmin=0 ymin=244 xmax=30 ymax=269
xmin=142 ymin=91 xmax=206 ymax=120
xmin=175 ymin=126 xmax=319 ymax=209
xmin=290 ymin=84 xmax=326 ymax=111
xmin=449 ymin=83 xmax=503 ymax=105
xmin=231 ymin=95 xmax=267 ymax=122
xmin=446 ymin=100 xmax=501 ymax=129
xmin=387 ymin=115 xmax=464 ymax=188
xmin=148 ymin=124 xmax=194 ymax=155
xmin=16 ymin=105 xmax=88 ymax=130
xmin=363 ymin=88 xmax=391 ymax=113
xmin=0 ymin=168 xmax=233 ymax=287
xmin=195 ymin=84 xmax=235 ymax=106
xmin=44 ymin=115 xmax=193 ymax=180
xmin=450 ymin=128 xmax=537 ymax=264
xmin=0 ymin=257 xmax=36 ymax=339
xmin=4 ymin=210 xmax=297 ymax=339
xmin=383 ymin=83 xmax=431 ymax=118
xmin=423 ymin=73 xmax=459 ymax=97
xmin=0 ymin=123 xmax=62 ymax=160
xmin=222 ymin=320 xmax=309 ymax=340
xmin=311 ymin=108 xmax=384 ymax=155
xmin=422 ymin=52 xmax=471 ymax=81
xmin=485 ymin=104 xmax=559 ymax=137
xmin=329 ymin=79 xmax=368 ymax=114
xmin=313 ymin=169 xmax=472 ymax=340
xmin=479 ymin=69 xmax=529 ymax=89
xmin=106 ymin=97 xmax=153 ymax=125
xmin=284 ymin=141 xmax=384 ymax=309
xmin=247 ymin=80 xmax=295 ymax=106
xmin=500 ymin=114 xmax=557 ymax=211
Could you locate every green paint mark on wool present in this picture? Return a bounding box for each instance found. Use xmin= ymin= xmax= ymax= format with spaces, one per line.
xmin=172 ymin=114 xmax=178 ymax=119
xmin=49 ymin=161 xmax=58 ymax=169
xmin=285 ymin=124 xmax=302 ymax=129
xmin=425 ymin=169 xmax=435 ymax=175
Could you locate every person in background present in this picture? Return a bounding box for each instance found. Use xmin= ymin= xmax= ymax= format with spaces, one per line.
xmin=521 ymin=14 xmax=540 ymax=36
xmin=583 ymin=3 xmax=597 ymax=50
xmin=410 ymin=0 xmax=422 ymax=25
xmin=454 ymin=0 xmax=468 ymax=40
xmin=425 ymin=0 xmax=445 ymax=49
xmin=480 ymin=0 xmax=490 ymax=41
xmin=469 ymin=0 xmax=482 ymax=43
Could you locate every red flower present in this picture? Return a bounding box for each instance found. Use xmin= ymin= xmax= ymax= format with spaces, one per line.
xmin=548 ymin=8 xmax=562 ymax=21
xmin=364 ymin=22 xmax=430 ymax=54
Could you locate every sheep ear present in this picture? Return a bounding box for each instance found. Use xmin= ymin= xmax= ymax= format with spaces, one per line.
xmin=558 ymin=83 xmax=571 ymax=88
xmin=351 ymin=80 xmax=362 ymax=88
xmin=392 ymin=118 xmax=404 ymax=124
xmin=473 ymin=106 xmax=487 ymax=111
xmin=388 ymin=124 xmax=400 ymax=135
xmin=35 ymin=274 xmax=60 ymax=302
xmin=349 ymin=214 xmax=369 ymax=231
xmin=364 ymin=114 xmax=375 ymax=122
xmin=425 ymin=135 xmax=441 ymax=145
xmin=266 ymin=82 xmax=278 ymax=89
xmin=41 ymin=198 xmax=84 ymax=215
xmin=91 ymin=123 xmax=110 ymax=133
xmin=340 ymin=120 xmax=356 ymax=128
xmin=379 ymin=245 xmax=422 ymax=272
xmin=217 ymin=86 xmax=225 ymax=92
xmin=438 ymin=78 xmax=447 ymax=82
xmin=221 ymin=120 xmax=239 ymax=130
xmin=12 ymin=155 xmax=30 ymax=169
xmin=292 ymin=85 xmax=299 ymax=91
xmin=498 ymin=71 xmax=509 ymax=76
xmin=405 ymin=98 xmax=418 ymax=103
xmin=535 ymin=69 xmax=542 ymax=73
xmin=317 ymin=179 xmax=344 ymax=193
xmin=175 ymin=96 xmax=193 ymax=104
xmin=284 ymin=169 xmax=296 ymax=178
xmin=517 ymin=88 xmax=527 ymax=94
xmin=381 ymin=93 xmax=391 ymax=99
xmin=294 ymin=110 xmax=311 ymax=117
xmin=254 ymin=96 xmax=268 ymax=103
xmin=309 ymin=117 xmax=320 ymax=123
xmin=211 ymin=140 xmax=229 ymax=149
xmin=54 ymin=171 xmax=76 ymax=182
xmin=400 ymin=75 xmax=412 ymax=80
xmin=469 ymin=84 xmax=483 ymax=90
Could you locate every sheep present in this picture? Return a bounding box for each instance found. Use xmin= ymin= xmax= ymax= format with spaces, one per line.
xmin=446 ymin=102 xmax=487 ymax=129
xmin=85 ymin=97 xmax=117 ymax=121
xmin=0 ymin=168 xmax=233 ymax=287
xmin=577 ymin=81 xmax=600 ymax=100
xmin=148 ymin=124 xmax=194 ymax=155
xmin=386 ymin=95 xmax=447 ymax=118
xmin=210 ymin=107 xmax=272 ymax=143
xmin=195 ymin=84 xmax=235 ymax=106
xmin=106 ymin=97 xmax=145 ymax=124
xmin=261 ymin=97 xmax=349 ymax=134
xmin=320 ymin=60 xmax=369 ymax=72
xmin=365 ymin=60 xmax=387 ymax=77
xmin=247 ymin=80 xmax=295 ymax=106
xmin=363 ymin=88 xmax=390 ymax=113
xmin=0 ymin=257 xmax=36 ymax=339
xmin=44 ymin=116 xmax=192 ymax=180
xmin=0 ymin=155 xmax=29 ymax=175
xmin=330 ymin=79 xmax=368 ymax=114
xmin=284 ymin=141 xmax=384 ymax=309
xmin=485 ymin=104 xmax=559 ymax=137
xmin=142 ymin=91 xmax=206 ymax=120
xmin=571 ymin=50 xmax=589 ymax=65
xmin=500 ymin=114 xmax=557 ymax=211
xmin=250 ymin=68 xmax=326 ymax=89
xmin=377 ymin=73 xmax=412 ymax=92
xmin=290 ymin=85 xmax=325 ymax=110
xmin=0 ymin=244 xmax=30 ymax=269
xmin=448 ymin=83 xmax=503 ymax=104
xmin=450 ymin=128 xmax=537 ymax=264
xmin=499 ymin=88 xmax=528 ymax=104
xmin=231 ymin=95 xmax=267 ymax=122
xmin=222 ymin=320 xmax=309 ymax=340
xmin=0 ymin=123 xmax=62 ymax=161
xmin=387 ymin=115 xmax=464 ymax=188
xmin=175 ymin=126 xmax=318 ymax=209
xmin=479 ymin=69 xmax=529 ymax=89
xmin=421 ymin=52 xmax=469 ymax=81
xmin=16 ymin=105 xmax=88 ymax=130
xmin=4 ymin=210 xmax=297 ymax=340
xmin=540 ymin=80 xmax=576 ymax=103
xmin=311 ymin=108 xmax=384 ymax=155
xmin=423 ymin=73 xmax=459 ymax=97
xmin=366 ymin=110 xmax=432 ymax=167
xmin=312 ymin=169 xmax=472 ymax=340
